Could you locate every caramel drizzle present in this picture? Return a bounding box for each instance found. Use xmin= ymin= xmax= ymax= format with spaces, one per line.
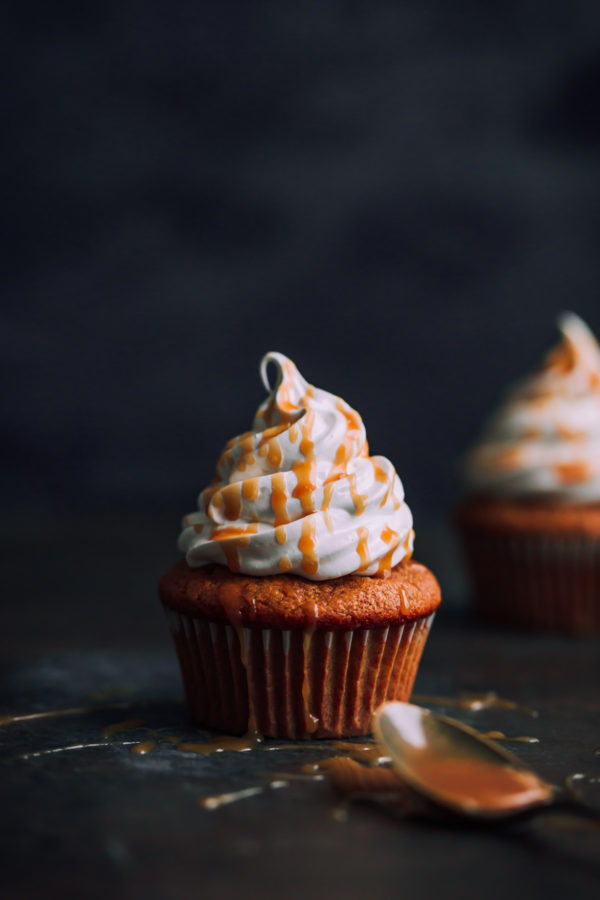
xmin=100 ymin=719 xmax=146 ymax=738
xmin=271 ymin=472 xmax=289 ymax=526
xmin=210 ymin=524 xmax=259 ymax=573
xmin=221 ymin=482 xmax=243 ymax=521
xmin=298 ymin=516 xmax=318 ymax=576
xmin=242 ymin=477 xmax=260 ymax=502
xmin=412 ymin=692 xmax=539 ymax=717
xmin=356 ymin=527 xmax=371 ymax=571
xmin=267 ymin=438 xmax=283 ymax=469
xmin=373 ymin=461 xmax=394 ymax=509
xmin=301 ymin=599 xmax=319 ymax=735
xmin=217 ymin=583 xmax=258 ymax=735
xmin=0 ymin=702 xmax=138 ymax=728
xmin=348 ymin=472 xmax=368 ymax=516
xmin=482 ymin=731 xmax=539 ymax=744
xmin=554 ymin=461 xmax=591 ymax=484
xmin=376 ymin=525 xmax=399 ymax=576
xmin=323 ymin=482 xmax=335 ymax=533
xmin=131 ymin=740 xmax=157 ymax=755
xmin=398 ymin=588 xmax=410 ymax=616
xmin=292 ymin=397 xmax=317 ymax=513
xmin=328 ymin=400 xmax=364 ymax=482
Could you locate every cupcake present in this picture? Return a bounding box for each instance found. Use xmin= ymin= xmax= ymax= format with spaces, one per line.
xmin=160 ymin=352 xmax=441 ymax=738
xmin=456 ymin=313 xmax=600 ymax=633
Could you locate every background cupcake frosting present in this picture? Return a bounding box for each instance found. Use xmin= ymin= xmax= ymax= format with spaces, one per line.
xmin=464 ymin=314 xmax=600 ymax=502
xmin=179 ymin=352 xmax=414 ymax=579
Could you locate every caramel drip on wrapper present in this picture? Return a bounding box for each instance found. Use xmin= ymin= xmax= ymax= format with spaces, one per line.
xmin=301 ymin=598 xmax=319 ymax=735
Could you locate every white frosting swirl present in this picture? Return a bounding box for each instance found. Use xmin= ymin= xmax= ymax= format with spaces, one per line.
xmin=179 ymin=352 xmax=414 ymax=579
xmin=465 ymin=313 xmax=600 ymax=501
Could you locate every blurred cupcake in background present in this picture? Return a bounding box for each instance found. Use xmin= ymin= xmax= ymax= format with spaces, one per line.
xmin=456 ymin=313 xmax=600 ymax=633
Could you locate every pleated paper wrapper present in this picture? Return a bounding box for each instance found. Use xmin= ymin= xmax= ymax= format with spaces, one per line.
xmin=164 ymin=608 xmax=435 ymax=738
xmin=459 ymin=528 xmax=600 ymax=633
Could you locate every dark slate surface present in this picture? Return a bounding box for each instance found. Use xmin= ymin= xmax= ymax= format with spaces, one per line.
xmin=1 ymin=511 xmax=599 ymax=899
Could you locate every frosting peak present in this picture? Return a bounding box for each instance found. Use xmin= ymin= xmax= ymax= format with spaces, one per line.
xmin=465 ymin=313 xmax=600 ymax=501
xmin=179 ymin=353 xmax=414 ymax=579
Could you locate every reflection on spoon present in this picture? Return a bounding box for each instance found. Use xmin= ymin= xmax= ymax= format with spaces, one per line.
xmin=373 ymin=702 xmax=554 ymax=819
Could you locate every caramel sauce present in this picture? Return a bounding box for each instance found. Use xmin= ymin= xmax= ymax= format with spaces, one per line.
xmin=0 ymin=703 xmax=137 ymax=728
xmin=376 ymin=525 xmax=399 ymax=577
xmin=481 ymin=731 xmax=539 ymax=744
xmin=242 ymin=477 xmax=260 ymax=502
xmin=301 ymin=599 xmax=319 ymax=735
xmin=292 ymin=404 xmax=317 ymax=512
xmin=555 ymin=461 xmax=591 ymax=484
xmin=348 ymin=472 xmax=368 ymax=516
xmin=556 ymin=424 xmax=585 ymax=440
xmin=20 ymin=740 xmax=140 ymax=759
xmin=209 ymin=489 xmax=225 ymax=518
xmin=299 ymin=517 xmax=318 ymax=576
xmin=198 ymin=786 xmax=265 ymax=810
xmin=221 ymin=482 xmax=243 ymax=521
xmin=545 ymin=340 xmax=575 ymax=374
xmin=177 ymin=734 xmax=261 ymax=755
xmin=406 ymin=750 xmax=551 ymax=811
xmin=101 ymin=719 xmax=147 ymax=738
xmin=314 ymin=757 xmax=403 ymax=795
xmin=267 ymin=438 xmax=283 ymax=469
xmin=131 ymin=740 xmax=157 ymax=755
xmin=373 ymin=462 xmax=393 ymax=508
xmin=289 ymin=424 xmax=299 ymax=443
xmin=322 ymin=482 xmax=335 ymax=533
xmin=412 ymin=692 xmax=539 ymax=717
xmin=356 ymin=526 xmax=371 ymax=571
xmin=326 ymin=741 xmax=389 ymax=766
xmin=327 ymin=400 xmax=364 ymax=482
xmin=217 ymin=584 xmax=257 ymax=734
xmin=493 ymin=448 xmax=523 ymax=470
xmin=210 ymin=524 xmax=259 ymax=572
xmin=275 ymin=525 xmax=287 ymax=545
xmin=278 ymin=556 xmax=292 ymax=572
xmin=211 ymin=524 xmax=258 ymax=543
xmin=398 ymin=588 xmax=410 ymax=616
xmin=271 ymin=473 xmax=289 ymax=526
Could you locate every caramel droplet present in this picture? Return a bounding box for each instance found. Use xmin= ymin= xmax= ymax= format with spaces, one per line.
xmin=298 ymin=517 xmax=318 ymax=576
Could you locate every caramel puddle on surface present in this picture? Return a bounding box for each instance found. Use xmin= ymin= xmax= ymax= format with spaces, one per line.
xmin=0 ymin=702 xmax=141 ymax=728
xmin=482 ymin=730 xmax=539 ymax=744
xmin=19 ymin=741 xmax=140 ymax=759
xmin=412 ymin=691 xmax=539 ymax=718
xmin=101 ymin=719 xmax=147 ymax=738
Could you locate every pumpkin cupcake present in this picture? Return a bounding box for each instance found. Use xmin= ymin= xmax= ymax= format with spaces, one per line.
xmin=457 ymin=313 xmax=600 ymax=633
xmin=160 ymin=352 xmax=441 ymax=738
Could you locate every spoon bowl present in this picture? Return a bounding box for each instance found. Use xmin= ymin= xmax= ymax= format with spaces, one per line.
xmin=373 ymin=702 xmax=555 ymax=820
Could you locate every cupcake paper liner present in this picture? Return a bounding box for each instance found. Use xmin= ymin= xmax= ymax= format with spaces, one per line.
xmin=459 ymin=529 xmax=600 ymax=633
xmin=163 ymin=608 xmax=434 ymax=738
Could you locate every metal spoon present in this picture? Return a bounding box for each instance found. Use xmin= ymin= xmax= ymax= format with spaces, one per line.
xmin=373 ymin=702 xmax=597 ymax=822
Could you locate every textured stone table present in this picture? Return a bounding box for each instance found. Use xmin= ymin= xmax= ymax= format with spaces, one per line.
xmin=1 ymin=511 xmax=599 ymax=899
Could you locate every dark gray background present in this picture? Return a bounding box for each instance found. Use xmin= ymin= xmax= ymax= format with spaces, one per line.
xmin=3 ymin=1 xmax=600 ymax=590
